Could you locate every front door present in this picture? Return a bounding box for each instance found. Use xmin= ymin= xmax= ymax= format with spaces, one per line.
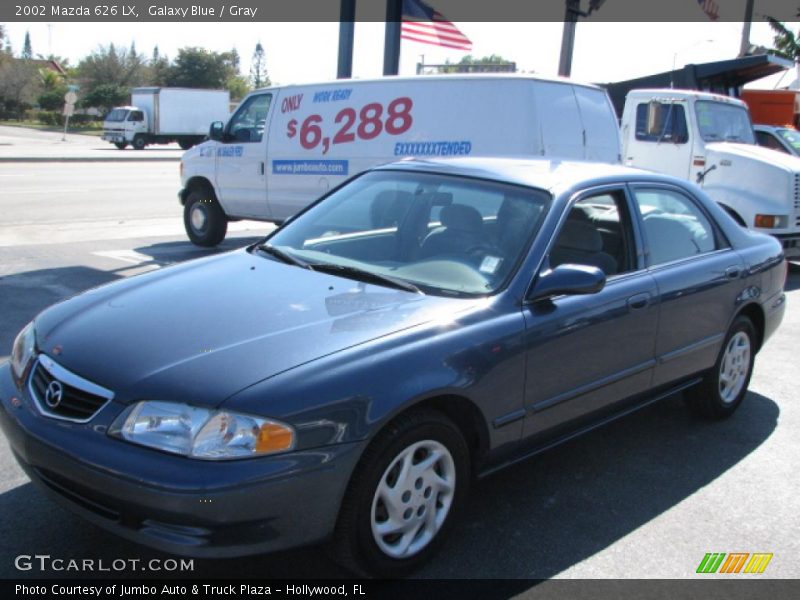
xmin=215 ymin=92 xmax=274 ymax=219
xmin=522 ymin=186 xmax=659 ymax=440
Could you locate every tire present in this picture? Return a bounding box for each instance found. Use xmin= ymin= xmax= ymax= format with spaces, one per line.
xmin=132 ymin=135 xmax=146 ymax=150
xmin=183 ymin=189 xmax=228 ymax=247
xmin=684 ymin=316 xmax=756 ymax=419
xmin=114 ymin=142 xmax=127 ymax=150
xmin=330 ymin=409 xmax=470 ymax=578
xmin=178 ymin=139 xmax=195 ymax=150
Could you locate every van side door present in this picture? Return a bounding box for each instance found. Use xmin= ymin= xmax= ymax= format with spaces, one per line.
xmin=215 ymin=92 xmax=274 ymax=219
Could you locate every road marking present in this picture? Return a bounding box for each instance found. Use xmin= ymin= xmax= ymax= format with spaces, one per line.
xmin=93 ymin=249 xmax=167 ymax=267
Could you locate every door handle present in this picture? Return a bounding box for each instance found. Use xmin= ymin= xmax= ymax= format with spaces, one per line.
xmin=260 ymin=161 xmax=265 ymax=175
xmin=725 ymin=266 xmax=741 ymax=280
xmin=626 ymin=293 xmax=650 ymax=310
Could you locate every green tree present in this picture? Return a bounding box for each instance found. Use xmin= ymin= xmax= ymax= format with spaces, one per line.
xmin=438 ymin=54 xmax=516 ymax=74
xmin=81 ymin=83 xmax=128 ymax=114
xmin=22 ymin=31 xmax=32 ymax=59
xmin=37 ymin=68 xmax=68 ymax=110
xmin=167 ymin=47 xmax=244 ymax=98
xmin=147 ymin=45 xmax=170 ymax=86
xmin=250 ymin=42 xmax=271 ymax=89
xmin=767 ymin=16 xmax=800 ymax=61
xmin=77 ymin=43 xmax=146 ymax=99
xmin=0 ymin=59 xmax=41 ymax=117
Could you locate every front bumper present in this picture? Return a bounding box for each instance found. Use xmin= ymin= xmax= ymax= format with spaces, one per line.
xmin=101 ymin=133 xmax=125 ymax=143
xmin=774 ymin=233 xmax=800 ymax=259
xmin=0 ymin=363 xmax=365 ymax=558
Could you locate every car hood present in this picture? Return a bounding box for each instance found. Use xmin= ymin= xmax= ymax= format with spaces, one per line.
xmin=706 ymin=141 xmax=800 ymax=172
xmin=33 ymin=250 xmax=473 ymax=407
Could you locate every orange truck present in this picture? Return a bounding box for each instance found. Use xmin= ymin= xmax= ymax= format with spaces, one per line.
xmin=740 ymin=89 xmax=799 ymax=127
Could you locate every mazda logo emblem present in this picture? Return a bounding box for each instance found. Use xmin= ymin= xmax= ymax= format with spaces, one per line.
xmin=45 ymin=380 xmax=64 ymax=408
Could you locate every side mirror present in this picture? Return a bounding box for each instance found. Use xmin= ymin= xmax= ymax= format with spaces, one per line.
xmin=528 ymin=264 xmax=606 ymax=302
xmin=208 ymin=121 xmax=225 ymax=141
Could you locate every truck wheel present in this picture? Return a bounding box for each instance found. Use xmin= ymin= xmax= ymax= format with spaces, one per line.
xmin=132 ymin=135 xmax=146 ymax=150
xmin=114 ymin=142 xmax=127 ymax=150
xmin=330 ymin=409 xmax=469 ymax=577
xmin=684 ymin=316 xmax=756 ymax=419
xmin=178 ymin=140 xmax=195 ymax=150
xmin=184 ymin=189 xmax=227 ymax=247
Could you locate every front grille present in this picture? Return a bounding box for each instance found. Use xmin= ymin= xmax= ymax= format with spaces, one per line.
xmin=794 ymin=174 xmax=800 ymax=227
xmin=28 ymin=356 xmax=113 ymax=422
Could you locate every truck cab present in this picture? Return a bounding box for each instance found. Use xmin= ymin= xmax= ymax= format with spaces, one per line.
xmin=101 ymin=106 xmax=147 ymax=150
xmin=622 ymin=89 xmax=800 ymax=258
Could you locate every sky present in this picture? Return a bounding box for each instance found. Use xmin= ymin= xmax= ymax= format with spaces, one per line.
xmin=3 ymin=20 xmax=796 ymax=89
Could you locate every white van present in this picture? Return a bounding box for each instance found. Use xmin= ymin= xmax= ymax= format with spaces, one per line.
xmin=179 ymin=75 xmax=621 ymax=245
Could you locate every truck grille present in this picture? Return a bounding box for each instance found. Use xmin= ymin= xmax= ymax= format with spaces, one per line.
xmin=795 ymin=174 xmax=800 ymax=227
xmin=28 ymin=356 xmax=113 ymax=422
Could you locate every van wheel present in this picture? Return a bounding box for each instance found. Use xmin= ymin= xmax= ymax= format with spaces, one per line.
xmin=685 ymin=316 xmax=756 ymax=419
xmin=330 ymin=409 xmax=469 ymax=577
xmin=184 ymin=189 xmax=227 ymax=247
xmin=114 ymin=142 xmax=127 ymax=150
xmin=178 ymin=140 xmax=194 ymax=150
xmin=132 ymin=135 xmax=146 ymax=150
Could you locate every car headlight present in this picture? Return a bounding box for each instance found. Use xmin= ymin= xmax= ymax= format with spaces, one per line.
xmin=109 ymin=401 xmax=295 ymax=460
xmin=10 ymin=322 xmax=36 ymax=384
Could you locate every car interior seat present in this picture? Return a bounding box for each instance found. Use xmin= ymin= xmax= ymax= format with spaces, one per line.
xmin=550 ymin=220 xmax=618 ymax=275
xmin=419 ymin=204 xmax=484 ymax=259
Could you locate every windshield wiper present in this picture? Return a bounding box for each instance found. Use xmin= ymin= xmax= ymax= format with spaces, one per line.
xmin=255 ymin=243 xmax=312 ymax=269
xmin=308 ymin=263 xmax=423 ymax=294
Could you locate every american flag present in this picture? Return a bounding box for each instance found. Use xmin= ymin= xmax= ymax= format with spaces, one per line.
xmin=401 ymin=0 xmax=473 ymax=52
xmin=696 ymin=0 xmax=720 ymax=21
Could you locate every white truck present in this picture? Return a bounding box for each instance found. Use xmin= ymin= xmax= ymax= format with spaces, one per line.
xmin=102 ymin=87 xmax=230 ymax=151
xmin=622 ymin=89 xmax=800 ymax=259
xmin=179 ymin=75 xmax=621 ymax=246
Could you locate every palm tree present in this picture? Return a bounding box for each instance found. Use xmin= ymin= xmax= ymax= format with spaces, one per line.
xmin=766 ymin=11 xmax=800 ymax=61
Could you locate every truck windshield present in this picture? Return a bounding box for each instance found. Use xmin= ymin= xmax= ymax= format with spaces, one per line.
xmin=695 ymin=101 xmax=755 ymax=144
xmin=777 ymin=128 xmax=800 ymax=151
xmin=105 ymin=109 xmax=129 ymax=122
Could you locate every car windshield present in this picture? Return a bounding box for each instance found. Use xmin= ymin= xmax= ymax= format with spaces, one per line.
xmin=777 ymin=127 xmax=800 ymax=151
xmin=105 ymin=108 xmax=129 ymax=122
xmin=695 ymin=101 xmax=756 ymax=144
xmin=262 ymin=170 xmax=551 ymax=297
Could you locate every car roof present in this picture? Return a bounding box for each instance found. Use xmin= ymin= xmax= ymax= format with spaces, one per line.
xmin=375 ymin=156 xmax=684 ymax=194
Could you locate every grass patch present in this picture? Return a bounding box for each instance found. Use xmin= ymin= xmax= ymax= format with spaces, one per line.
xmin=0 ymin=120 xmax=103 ymax=136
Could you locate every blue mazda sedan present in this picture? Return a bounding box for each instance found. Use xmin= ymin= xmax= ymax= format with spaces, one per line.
xmin=0 ymin=158 xmax=787 ymax=576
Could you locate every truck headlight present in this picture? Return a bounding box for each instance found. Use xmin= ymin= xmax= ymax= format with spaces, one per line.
xmin=10 ymin=322 xmax=35 ymax=384
xmin=109 ymin=401 xmax=295 ymax=459
xmin=754 ymin=214 xmax=788 ymax=229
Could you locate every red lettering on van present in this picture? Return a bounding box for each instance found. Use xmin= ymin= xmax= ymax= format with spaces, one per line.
xmin=281 ymin=94 xmax=304 ymax=113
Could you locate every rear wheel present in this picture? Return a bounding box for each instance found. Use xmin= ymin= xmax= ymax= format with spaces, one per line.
xmin=178 ymin=139 xmax=195 ymax=150
xmin=114 ymin=142 xmax=127 ymax=150
xmin=685 ymin=316 xmax=756 ymax=419
xmin=184 ymin=189 xmax=227 ymax=247
xmin=331 ymin=409 xmax=469 ymax=577
xmin=132 ymin=135 xmax=146 ymax=150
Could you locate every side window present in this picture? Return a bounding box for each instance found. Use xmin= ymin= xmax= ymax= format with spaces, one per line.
xmin=550 ymin=190 xmax=635 ymax=276
xmin=227 ymin=94 xmax=272 ymax=143
xmin=635 ymin=102 xmax=688 ymax=143
xmin=633 ymin=188 xmax=719 ymax=266
xmin=128 ymin=111 xmax=144 ymax=122
xmin=756 ymin=131 xmax=789 ymax=154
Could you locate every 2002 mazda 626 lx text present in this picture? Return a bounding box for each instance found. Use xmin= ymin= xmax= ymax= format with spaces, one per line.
xmin=0 ymin=157 xmax=787 ymax=577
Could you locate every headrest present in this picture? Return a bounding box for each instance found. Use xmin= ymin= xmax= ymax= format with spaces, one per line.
xmin=556 ymin=220 xmax=603 ymax=252
xmin=440 ymin=204 xmax=483 ymax=233
xmin=371 ymin=190 xmax=411 ymax=227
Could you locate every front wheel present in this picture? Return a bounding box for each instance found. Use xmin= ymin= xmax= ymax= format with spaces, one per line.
xmin=685 ymin=315 xmax=756 ymax=419
xmin=178 ymin=139 xmax=195 ymax=150
xmin=331 ymin=409 xmax=470 ymax=577
xmin=183 ymin=189 xmax=227 ymax=247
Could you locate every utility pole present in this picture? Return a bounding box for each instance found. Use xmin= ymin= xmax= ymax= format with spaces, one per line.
xmin=558 ymin=0 xmax=580 ymax=77
xmin=337 ymin=0 xmax=356 ymax=79
xmin=739 ymin=0 xmax=755 ymax=57
xmin=383 ymin=0 xmax=403 ymax=76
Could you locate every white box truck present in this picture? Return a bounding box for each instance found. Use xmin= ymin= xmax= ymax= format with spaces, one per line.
xmin=621 ymin=89 xmax=800 ymax=259
xmin=179 ymin=75 xmax=621 ymax=245
xmin=102 ymin=87 xmax=230 ymax=151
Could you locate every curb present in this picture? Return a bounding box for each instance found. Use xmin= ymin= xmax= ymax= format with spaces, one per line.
xmin=0 ymin=156 xmax=181 ymax=163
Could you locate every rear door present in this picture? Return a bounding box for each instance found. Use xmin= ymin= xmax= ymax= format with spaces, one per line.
xmin=215 ymin=92 xmax=275 ymax=219
xmin=629 ymin=184 xmax=745 ymax=387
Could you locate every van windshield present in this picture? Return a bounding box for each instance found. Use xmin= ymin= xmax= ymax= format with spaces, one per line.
xmin=105 ymin=109 xmax=129 ymax=123
xmin=695 ymin=101 xmax=755 ymax=144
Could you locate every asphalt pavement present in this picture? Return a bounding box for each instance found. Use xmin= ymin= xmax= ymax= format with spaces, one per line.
xmin=0 ymin=137 xmax=798 ymax=585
